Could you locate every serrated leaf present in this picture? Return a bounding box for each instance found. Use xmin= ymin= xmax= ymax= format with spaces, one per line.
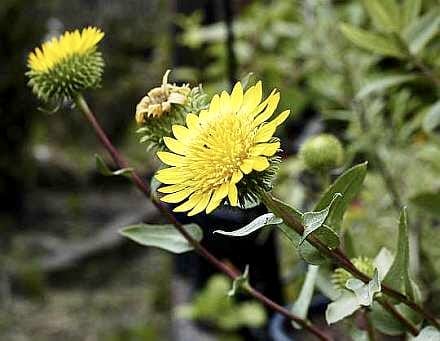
xmin=411 ymin=326 xmax=440 ymax=341
xmin=120 ymin=223 xmax=203 ymax=254
xmin=315 ymin=162 xmax=368 ymax=231
xmin=356 ymin=74 xmax=418 ymax=99
xmin=410 ymin=190 xmax=440 ymax=217
xmin=213 ymin=213 xmax=282 ymax=237
xmin=383 ymin=208 xmax=415 ymax=299
xmin=422 ymin=101 xmax=440 ymax=133
xmin=291 ymin=265 xmax=319 ymax=329
xmin=402 ymin=0 xmax=421 ymax=28
xmin=95 ymin=154 xmax=133 ymax=178
xmin=340 ymin=23 xmax=405 ymax=58
xmin=300 ymin=193 xmax=342 ymax=245
xmin=325 ymin=292 xmax=361 ymax=324
xmin=362 ymin=0 xmax=400 ymax=32
xmin=405 ymin=9 xmax=440 ymax=54
xmin=346 ymin=269 xmax=381 ymax=306
xmin=228 ymin=265 xmax=250 ymax=297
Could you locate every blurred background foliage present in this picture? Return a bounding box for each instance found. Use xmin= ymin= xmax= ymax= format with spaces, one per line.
xmin=1 ymin=0 xmax=439 ymax=340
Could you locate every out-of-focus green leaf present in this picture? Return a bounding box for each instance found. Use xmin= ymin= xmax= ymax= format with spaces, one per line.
xmin=291 ymin=265 xmax=319 ymax=329
xmin=300 ymin=193 xmax=342 ymax=245
xmin=371 ymin=301 xmax=421 ymax=336
xmin=383 ymin=208 xmax=415 ymax=299
xmin=120 ymin=223 xmax=203 ymax=254
xmin=362 ymin=0 xmax=400 ymax=32
xmin=402 ymin=0 xmax=421 ymax=28
xmin=340 ymin=24 xmax=405 ymax=58
xmin=423 ymin=101 xmax=440 ymax=133
xmin=405 ymin=9 xmax=440 ymax=54
xmin=411 ymin=326 xmax=440 ymax=340
xmin=356 ymin=74 xmax=418 ymax=99
xmin=95 ymin=154 xmax=133 ymax=178
xmin=325 ymin=292 xmax=360 ymax=324
xmin=315 ymin=162 xmax=368 ymax=231
xmin=213 ymin=213 xmax=282 ymax=237
xmin=410 ymin=190 xmax=440 ymax=217
xmin=346 ymin=269 xmax=381 ymax=306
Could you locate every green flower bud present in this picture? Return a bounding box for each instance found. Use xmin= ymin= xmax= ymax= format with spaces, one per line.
xmin=27 ymin=27 xmax=105 ymax=103
xmin=300 ymin=134 xmax=344 ymax=172
xmin=332 ymin=257 xmax=375 ymax=291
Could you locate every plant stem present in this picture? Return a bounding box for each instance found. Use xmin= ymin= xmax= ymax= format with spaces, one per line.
xmin=376 ymin=297 xmax=419 ymax=336
xmin=260 ymin=191 xmax=440 ymax=331
xmin=73 ymin=94 xmax=331 ymax=341
xmin=363 ymin=309 xmax=377 ymax=341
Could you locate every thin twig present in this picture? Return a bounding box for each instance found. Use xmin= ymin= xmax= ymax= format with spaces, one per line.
xmin=73 ymin=94 xmax=331 ymax=341
xmin=377 ymin=297 xmax=419 ymax=336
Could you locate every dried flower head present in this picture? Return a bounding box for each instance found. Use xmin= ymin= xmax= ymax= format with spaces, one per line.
xmin=155 ymin=81 xmax=290 ymax=216
xmin=27 ymin=27 xmax=105 ymax=102
xmin=135 ymin=70 xmax=190 ymax=124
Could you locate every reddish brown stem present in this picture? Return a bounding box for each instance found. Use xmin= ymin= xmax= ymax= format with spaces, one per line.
xmin=74 ymin=94 xmax=332 ymax=341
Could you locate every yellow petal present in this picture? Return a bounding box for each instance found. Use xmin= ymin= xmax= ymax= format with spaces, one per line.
xmin=163 ymin=137 xmax=186 ymax=155
xmin=173 ymin=193 xmax=202 ymax=213
xmin=249 ymin=142 xmax=280 ymax=156
xmin=186 ymin=113 xmax=200 ymax=130
xmin=161 ymin=188 xmax=194 ymax=203
xmin=157 ymin=151 xmax=185 ymax=166
xmin=172 ymin=125 xmax=190 ymax=141
xmin=212 ymin=182 xmax=229 ymax=202
xmin=158 ymin=183 xmax=188 ymax=193
xmin=240 ymin=159 xmax=254 ymax=174
xmin=239 ymin=81 xmax=262 ymax=115
xmin=209 ymin=94 xmax=220 ymax=114
xmin=250 ymin=156 xmax=270 ymax=171
xmin=230 ymin=82 xmax=243 ymax=112
xmin=252 ymin=92 xmax=280 ymax=127
xmin=199 ymin=109 xmax=210 ymax=121
xmin=206 ymin=199 xmax=221 ymax=214
xmin=188 ymin=191 xmax=212 ymax=216
xmin=249 ymin=89 xmax=277 ymax=117
xmin=155 ymin=167 xmax=184 ymax=184
xmin=228 ymin=183 xmax=238 ymax=206
xmin=254 ymin=110 xmax=290 ymax=143
xmin=230 ymin=170 xmax=243 ymax=184
xmin=220 ymin=91 xmax=231 ymax=114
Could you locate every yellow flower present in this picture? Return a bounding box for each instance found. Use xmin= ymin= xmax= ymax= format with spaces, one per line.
xmin=28 ymin=27 xmax=104 ymax=73
xmin=155 ymin=81 xmax=290 ymax=216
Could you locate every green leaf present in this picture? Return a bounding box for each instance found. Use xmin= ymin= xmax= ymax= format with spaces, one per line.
xmin=340 ymin=23 xmax=405 ymax=58
xmin=422 ymin=101 xmax=440 ymax=133
xmin=315 ymin=162 xmax=368 ymax=231
xmin=325 ymin=292 xmax=360 ymax=324
xmin=228 ymin=265 xmax=250 ymax=297
xmin=291 ymin=265 xmax=319 ymax=329
xmin=371 ymin=301 xmax=421 ymax=336
xmin=356 ymin=74 xmax=418 ymax=99
xmin=213 ymin=213 xmax=282 ymax=237
xmin=402 ymin=0 xmax=421 ymax=28
xmin=383 ymin=208 xmax=414 ymax=299
xmin=411 ymin=326 xmax=440 ymax=341
xmin=301 ymin=193 xmax=342 ymax=245
xmin=410 ymin=190 xmax=440 ymax=217
xmin=405 ymin=9 xmax=440 ymax=54
xmin=346 ymin=269 xmax=381 ymax=306
xmin=362 ymin=0 xmax=400 ymax=32
xmin=95 ymin=154 xmax=133 ymax=178
xmin=277 ymin=223 xmax=326 ymax=265
xmin=119 ymin=223 xmax=203 ymax=254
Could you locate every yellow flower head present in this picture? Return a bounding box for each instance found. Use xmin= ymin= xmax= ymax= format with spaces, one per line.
xmin=28 ymin=27 xmax=104 ymax=73
xmin=155 ymin=81 xmax=290 ymax=216
xmin=27 ymin=27 xmax=105 ymax=102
